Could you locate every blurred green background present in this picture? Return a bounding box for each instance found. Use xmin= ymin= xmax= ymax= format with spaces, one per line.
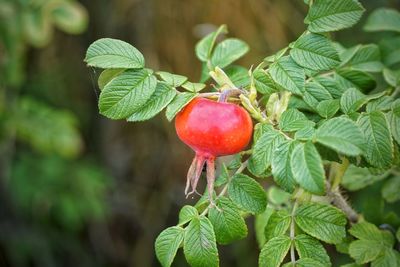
xmin=0 ymin=0 xmax=398 ymax=266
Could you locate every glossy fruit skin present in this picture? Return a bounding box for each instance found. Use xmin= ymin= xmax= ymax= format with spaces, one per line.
xmin=175 ymin=97 xmax=253 ymax=157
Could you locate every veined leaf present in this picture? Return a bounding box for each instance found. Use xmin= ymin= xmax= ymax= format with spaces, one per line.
xmin=259 ymin=235 xmax=291 ymax=267
xmin=127 ymin=82 xmax=176 ymax=122
xmin=195 ymin=25 xmax=227 ymax=62
xmin=183 ymin=216 xmax=219 ymax=267
xmin=98 ymin=69 xmax=125 ymax=90
xmin=181 ymin=81 xmax=206 ymax=93
xmin=342 ymin=44 xmax=384 ymax=72
xmin=157 ymin=71 xmax=187 ymax=87
xmin=305 ymin=0 xmax=365 ymax=33
xmin=364 ymin=8 xmax=400 ymax=33
xmin=335 ymin=69 xmax=376 ymax=93
xmin=271 ymin=141 xmax=297 ymax=193
xmin=315 ymin=117 xmax=365 ymax=156
xmin=269 ymin=56 xmax=305 ymax=95
xmin=317 ymin=99 xmax=340 ymax=118
xmin=248 ymin=127 xmax=286 ymax=176
xmin=210 ymin=38 xmax=249 ymax=68
xmin=294 ymin=234 xmax=331 ymax=266
xmin=357 ymin=111 xmax=393 ymax=168
xmin=255 ymin=207 xmax=274 ymax=248
xmin=279 ymin=109 xmax=315 ymax=132
xmin=155 ymin=226 xmax=184 ymax=267
xmin=85 ymin=38 xmax=144 ymax=69
xmin=165 ymin=92 xmax=197 ymax=121
xmin=99 ymin=69 xmax=157 ymax=119
xmin=295 ymin=202 xmax=347 ymax=244
xmin=290 ymin=142 xmax=325 ymax=195
xmin=387 ymin=111 xmax=400 ymax=145
xmin=208 ymin=197 xmax=247 ymax=244
xmin=178 ymin=205 xmax=198 ymax=225
xmin=228 ymin=174 xmax=267 ymax=214
xmin=264 ymin=209 xmax=291 ymax=241
xmin=290 ymin=33 xmax=340 ymax=71
xmin=340 ymin=87 xmax=367 ymax=114
xmin=253 ymin=69 xmax=278 ymax=95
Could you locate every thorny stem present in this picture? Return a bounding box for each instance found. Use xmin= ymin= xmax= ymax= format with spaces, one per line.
xmin=326 ymin=159 xmax=360 ymax=223
xmin=290 ymin=200 xmax=299 ymax=264
xmin=200 ymin=160 xmax=248 ymax=216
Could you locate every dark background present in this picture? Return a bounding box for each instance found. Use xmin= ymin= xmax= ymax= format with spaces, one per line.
xmin=0 ymin=0 xmax=398 ymax=266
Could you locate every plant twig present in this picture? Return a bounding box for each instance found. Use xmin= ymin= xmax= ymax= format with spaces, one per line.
xmin=326 ymin=181 xmax=359 ymax=223
xmin=290 ymin=201 xmax=299 ymax=264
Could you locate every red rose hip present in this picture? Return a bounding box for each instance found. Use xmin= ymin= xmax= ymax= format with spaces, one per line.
xmin=175 ymin=97 xmax=253 ymax=203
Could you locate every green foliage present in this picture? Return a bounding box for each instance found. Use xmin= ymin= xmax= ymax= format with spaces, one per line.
xmin=295 ymin=203 xmax=347 ymax=244
xmin=183 ymin=216 xmax=219 ymax=267
xmin=227 ymin=174 xmax=267 ymax=214
xmin=85 ymin=1 xmax=400 ymax=266
xmin=155 ymin=226 xmax=185 ymax=267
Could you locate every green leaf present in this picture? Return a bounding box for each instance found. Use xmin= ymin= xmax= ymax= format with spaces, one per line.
xmin=210 ymin=38 xmax=249 ymax=68
xmin=382 ymin=176 xmax=400 ymax=203
xmin=364 ymin=8 xmax=400 ymax=33
xmin=349 ymin=222 xmax=394 ymax=247
xmin=255 ymin=207 xmax=274 ymax=248
xmin=335 ymin=69 xmax=376 ymax=93
xmin=349 ymin=222 xmax=395 ymax=264
xmin=225 ymin=66 xmax=250 ymax=88
xmin=366 ymin=96 xmax=394 ymax=113
xmin=271 ymin=141 xmax=297 ymax=193
xmin=269 ymin=56 xmax=305 ymax=95
xmin=253 ymin=69 xmax=278 ymax=95
xmin=380 ymin=37 xmax=400 ymax=67
xmin=290 ymin=33 xmax=340 ymax=71
xmin=340 ymin=88 xmax=367 ymax=114
xmin=305 ymin=0 xmax=365 ymax=33
xmin=259 ymin=235 xmax=291 ymax=267
xmin=279 ymin=109 xmax=315 ymax=132
xmin=248 ymin=127 xmax=286 ymax=176
xmin=294 ymin=234 xmax=331 ymax=266
xmin=228 ymin=174 xmax=267 ymax=214
xmin=208 ymin=197 xmax=247 ymax=245
xmin=155 ymin=226 xmax=185 ymax=267
xmin=295 ymin=126 xmax=316 ymax=141
xmin=183 ymin=216 xmax=219 ymax=267
xmin=181 ymin=81 xmax=206 ymax=92
xmin=349 ymin=240 xmax=382 ymax=264
xmin=165 ymin=92 xmax=197 ymax=121
xmin=127 ymin=82 xmax=176 ymax=122
xmin=317 ymin=99 xmax=340 ymax=118
xmin=264 ymin=47 xmax=289 ymax=63
xmin=294 ymin=258 xmax=327 ymax=267
xmin=290 ymin=142 xmax=325 ymax=195
xmin=264 ymin=209 xmax=291 ymax=241
xmin=371 ymin=249 xmax=400 ymax=267
xmin=85 ymin=38 xmax=145 ymax=69
xmin=357 ymin=111 xmax=393 ymax=168
xmin=314 ymin=75 xmax=344 ymax=98
xmin=50 ymin=1 xmax=88 ymax=34
xmin=195 ymin=25 xmax=227 ymax=62
xmin=295 ymin=202 xmax=347 ymax=244
xmin=98 ymin=69 xmax=125 ymax=90
xmin=383 ymin=68 xmax=400 ymax=87
xmin=342 ymin=165 xmax=388 ymax=191
xmin=387 ymin=111 xmax=400 ymax=145
xmin=342 ymin=44 xmax=384 ymax=73
xmin=315 ymin=117 xmax=365 ymax=156
xmin=157 ymin=71 xmax=187 ymax=87
xmin=178 ymin=205 xmax=198 ymax=225
xmin=99 ymin=69 xmax=157 ymax=119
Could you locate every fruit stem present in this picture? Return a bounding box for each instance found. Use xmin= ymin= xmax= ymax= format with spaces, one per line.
xmin=218 ymin=88 xmax=243 ymax=102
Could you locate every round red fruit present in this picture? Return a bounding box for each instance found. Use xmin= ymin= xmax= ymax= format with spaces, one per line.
xmin=175 ymin=97 xmax=253 ymax=157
